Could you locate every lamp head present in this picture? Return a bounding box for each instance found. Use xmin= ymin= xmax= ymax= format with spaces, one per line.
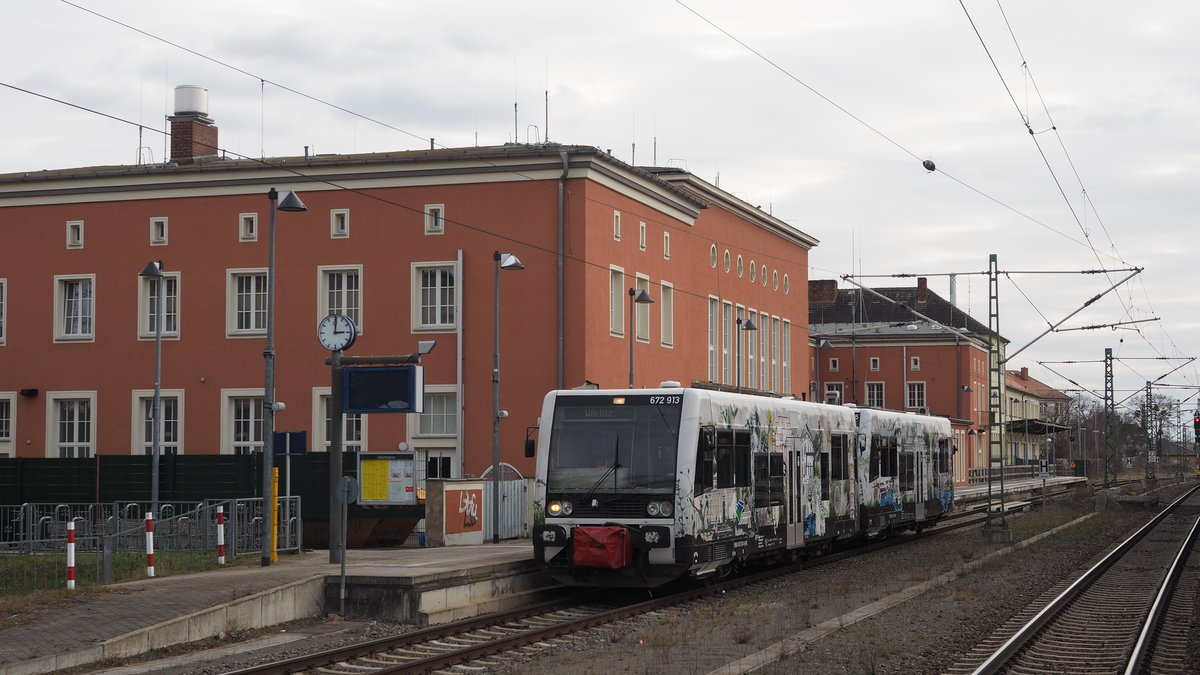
xmin=276 ymin=190 xmax=307 ymax=212
xmin=631 ymin=288 xmax=654 ymax=304
xmin=495 ymin=251 xmax=524 ymax=270
xmin=138 ymin=261 xmax=164 ymax=278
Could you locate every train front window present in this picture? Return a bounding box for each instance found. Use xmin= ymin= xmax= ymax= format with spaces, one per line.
xmin=546 ymin=394 xmax=682 ymax=493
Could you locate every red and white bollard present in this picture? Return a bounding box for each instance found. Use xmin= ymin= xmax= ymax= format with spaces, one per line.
xmin=216 ymin=506 xmax=226 ymax=565
xmin=66 ymin=521 xmax=76 ymax=591
xmin=145 ymin=512 xmax=155 ymax=578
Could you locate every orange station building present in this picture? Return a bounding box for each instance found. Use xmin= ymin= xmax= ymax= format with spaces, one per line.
xmin=0 ymin=92 xmax=817 ymax=485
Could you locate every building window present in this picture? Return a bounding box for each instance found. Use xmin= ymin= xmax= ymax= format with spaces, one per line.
xmin=227 ymin=270 xmax=267 ymax=335
xmin=907 ymin=382 xmax=927 ymax=410
xmin=239 ymin=213 xmax=258 ymax=241
xmin=417 ymin=391 xmax=457 ymax=436
xmin=707 ymin=297 xmax=719 ymax=381
xmin=709 ymin=244 xmax=718 ymax=268
xmin=782 ymin=320 xmax=791 ymax=394
xmin=911 ymin=356 xmax=921 ymax=371
xmin=639 ymin=222 xmax=647 ymax=250
xmin=48 ymin=393 xmax=95 ymax=458
xmin=825 ymin=382 xmax=843 ymax=404
xmin=66 ymin=220 xmax=84 ymax=249
xmin=866 ymin=382 xmax=884 ymax=407
xmin=636 ymin=275 xmax=651 ymax=342
xmin=761 ymin=265 xmax=768 ymax=287
xmin=0 ymin=394 xmax=13 ymax=445
xmin=133 ymin=391 xmax=182 ymax=455
xmin=771 ymin=317 xmax=781 ymax=392
xmin=150 ymin=217 xmax=168 ymax=245
xmin=330 ymin=209 xmax=350 ymax=238
xmin=0 ymin=278 xmax=6 ymax=346
xmin=737 ymin=255 xmax=744 ymax=278
xmin=749 ymin=260 xmax=756 ymax=283
xmin=424 ymin=204 xmax=445 ymax=235
xmin=829 ymin=357 xmax=840 ymax=372
xmin=721 ymin=301 xmax=732 ymax=385
xmin=663 ymin=232 xmax=671 ymax=259
xmin=759 ymin=311 xmax=769 ymax=391
xmin=412 ymin=262 xmax=457 ymax=330
xmin=783 ymin=274 xmax=790 ymax=294
xmin=320 ymin=266 xmax=362 ymax=328
xmin=223 ymin=390 xmax=264 ymax=455
xmin=772 ymin=270 xmax=779 ymax=291
xmin=613 ymin=211 xmax=621 ymax=240
xmin=659 ymin=282 xmax=674 ymax=347
xmin=609 ymin=267 xmax=625 ymax=336
xmin=870 ymin=357 xmax=880 ymax=371
xmin=723 ymin=250 xmax=731 ymax=273
xmin=55 ymin=275 xmax=94 ymax=341
xmin=746 ymin=307 xmax=757 ymax=387
xmin=312 ymin=390 xmax=366 ymax=453
xmin=140 ymin=272 xmax=180 ymax=338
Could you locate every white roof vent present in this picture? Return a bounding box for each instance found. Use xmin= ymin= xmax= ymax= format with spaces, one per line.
xmin=659 ymin=380 xmax=682 ymax=388
xmin=174 ymin=85 xmax=209 ymax=117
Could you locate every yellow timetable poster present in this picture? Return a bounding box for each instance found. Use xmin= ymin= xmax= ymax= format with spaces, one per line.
xmin=361 ymin=459 xmax=391 ymax=501
xmin=357 ymin=452 xmax=418 ymax=505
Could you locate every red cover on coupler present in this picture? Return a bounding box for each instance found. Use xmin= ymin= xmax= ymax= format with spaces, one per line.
xmin=572 ymin=526 xmax=633 ymax=569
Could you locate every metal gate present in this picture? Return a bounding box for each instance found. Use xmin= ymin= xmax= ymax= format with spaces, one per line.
xmin=482 ymin=479 xmax=526 ymax=540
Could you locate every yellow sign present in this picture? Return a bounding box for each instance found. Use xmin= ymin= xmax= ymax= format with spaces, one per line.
xmin=360 ymin=459 xmax=390 ymax=501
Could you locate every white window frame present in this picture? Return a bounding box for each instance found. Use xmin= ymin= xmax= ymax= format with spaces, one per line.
xmin=150 ymin=217 xmax=168 ymax=246
xmin=746 ymin=307 xmax=757 ymax=387
xmin=609 ymin=266 xmax=625 ymax=336
xmin=226 ymin=268 xmax=267 ymax=336
xmin=907 ymin=381 xmax=927 ymax=410
xmin=707 ymin=296 xmax=719 ymax=381
xmin=318 ymin=265 xmax=363 ymax=331
xmin=659 ymin=282 xmax=674 ymax=348
xmin=635 ymin=274 xmax=651 ymax=343
xmin=139 ymin=271 xmax=180 ymax=339
xmin=414 ymin=385 xmax=458 ymax=439
xmin=0 ymin=392 xmax=15 ymax=456
xmin=221 ymin=388 xmax=264 ymax=455
xmin=911 ymin=356 xmax=921 ymax=371
xmin=759 ymin=311 xmax=769 ymax=391
xmin=663 ymin=232 xmax=671 ymax=260
xmin=709 ymin=244 xmax=718 ymax=268
xmin=735 ymin=305 xmax=746 ymax=383
xmin=411 ymin=261 xmax=458 ymax=332
xmin=771 ymin=316 xmax=781 ymax=393
xmin=131 ymin=389 xmax=184 ymax=455
xmin=721 ymin=301 xmax=732 ymax=384
xmin=311 ymin=388 xmax=367 ymax=453
xmin=749 ymin=260 xmax=757 ymax=283
xmin=66 ymin=220 xmax=84 ymax=249
xmin=54 ymin=274 xmax=95 ymax=342
xmin=723 ymin=250 xmax=731 ymax=273
xmin=424 ymin=204 xmax=445 ymax=235
xmin=45 ymin=391 xmax=96 ymax=458
xmin=737 ymin=255 xmax=744 ymax=278
xmin=782 ymin=320 xmax=791 ymax=394
xmin=239 ymin=213 xmax=258 ymax=242
xmin=422 ymin=451 xmax=457 ymax=481
xmin=638 ymin=221 xmax=647 ymax=250
xmin=613 ymin=210 xmax=622 ymax=240
xmin=869 ymin=356 xmax=881 ymax=371
xmin=824 ymin=382 xmax=843 ymax=404
xmin=866 ymin=381 xmax=885 ymax=408
xmin=829 ymin=357 xmax=840 ymax=372
xmin=330 ymin=209 xmax=350 ymax=239
xmin=0 ymin=277 xmax=6 ymax=346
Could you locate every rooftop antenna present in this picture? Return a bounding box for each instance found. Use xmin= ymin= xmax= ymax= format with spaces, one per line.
xmin=544 ymin=89 xmax=549 ymax=143
xmin=653 ymin=136 xmax=657 ymax=166
xmin=514 ymin=102 xmax=518 ymax=144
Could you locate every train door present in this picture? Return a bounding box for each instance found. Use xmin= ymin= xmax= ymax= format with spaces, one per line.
xmin=787 ymin=436 xmax=804 ymax=545
xmin=914 ymin=442 xmax=925 ymax=522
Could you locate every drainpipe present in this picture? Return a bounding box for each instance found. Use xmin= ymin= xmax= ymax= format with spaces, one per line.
xmin=557 ymin=150 xmax=569 ymax=389
xmin=457 ymin=248 xmax=465 ymax=476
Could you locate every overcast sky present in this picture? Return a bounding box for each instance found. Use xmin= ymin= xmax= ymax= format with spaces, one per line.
xmin=4 ymin=1 xmax=1198 ymax=414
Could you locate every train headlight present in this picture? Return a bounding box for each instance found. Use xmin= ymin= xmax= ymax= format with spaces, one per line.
xmin=548 ymin=501 xmax=562 ymax=516
xmin=646 ymin=501 xmax=674 ymax=517
xmin=560 ymin=501 xmax=573 ymax=516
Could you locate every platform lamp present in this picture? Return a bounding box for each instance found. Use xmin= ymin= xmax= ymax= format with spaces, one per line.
xmin=736 ymin=316 xmax=757 ymax=388
xmin=628 ymin=287 xmax=654 ymax=388
xmin=138 ymin=261 xmax=165 ymax=516
xmin=492 ymin=251 xmax=525 ymax=544
xmin=262 ymin=188 xmax=307 ymax=567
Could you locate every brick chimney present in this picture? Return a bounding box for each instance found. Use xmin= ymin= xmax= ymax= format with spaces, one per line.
xmin=809 ymin=279 xmax=839 ymax=304
xmin=916 ymin=277 xmax=929 ymax=304
xmin=167 ymin=85 xmax=218 ymax=163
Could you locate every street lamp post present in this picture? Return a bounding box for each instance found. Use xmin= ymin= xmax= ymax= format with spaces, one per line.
xmin=628 ymin=287 xmax=654 ymax=388
xmin=493 ymin=251 xmax=524 ymax=544
xmin=262 ymin=188 xmax=306 ymax=567
xmin=138 ymin=261 xmax=165 ymax=515
xmin=735 ymin=317 xmax=757 ymax=388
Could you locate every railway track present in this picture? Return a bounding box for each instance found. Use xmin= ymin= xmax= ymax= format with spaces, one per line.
xmin=945 ymin=485 xmax=1200 ymax=675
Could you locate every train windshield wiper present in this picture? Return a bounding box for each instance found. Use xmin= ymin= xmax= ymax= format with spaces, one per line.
xmin=582 ymin=436 xmax=621 ymax=503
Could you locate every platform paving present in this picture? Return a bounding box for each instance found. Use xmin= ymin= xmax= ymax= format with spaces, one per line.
xmin=0 ymin=542 xmax=533 ymax=675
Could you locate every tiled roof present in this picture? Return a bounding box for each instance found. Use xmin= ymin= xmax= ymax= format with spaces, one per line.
xmin=809 ymin=284 xmax=993 ymax=337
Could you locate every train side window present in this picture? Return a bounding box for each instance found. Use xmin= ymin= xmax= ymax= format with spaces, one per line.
xmin=769 ymin=453 xmax=785 ymax=507
xmin=715 ymin=429 xmax=735 ymax=488
xmin=870 ymin=434 xmax=883 ymax=480
xmin=830 ymin=434 xmax=848 ymax=481
xmin=898 ymin=448 xmax=914 ymax=491
xmin=734 ymin=430 xmax=751 ymax=488
xmin=819 ymin=451 xmax=830 ymax=501
xmin=938 ymin=438 xmax=952 ymax=474
xmin=753 ymin=453 xmax=770 ymax=508
xmin=695 ymin=429 xmax=715 ymax=494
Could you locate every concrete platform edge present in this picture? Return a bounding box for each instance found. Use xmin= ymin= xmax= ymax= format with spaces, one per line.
xmin=0 ymin=573 xmax=327 ymax=675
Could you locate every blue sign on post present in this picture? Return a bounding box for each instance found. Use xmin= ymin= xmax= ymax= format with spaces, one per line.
xmin=343 ymin=365 xmax=425 ymax=414
xmin=272 ymin=430 xmax=308 ymax=455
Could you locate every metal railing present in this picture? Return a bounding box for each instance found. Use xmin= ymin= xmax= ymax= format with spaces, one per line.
xmin=966 ymin=464 xmax=1048 ymax=485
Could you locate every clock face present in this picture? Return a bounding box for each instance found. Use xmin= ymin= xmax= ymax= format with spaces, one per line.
xmin=318 ymin=314 xmax=357 ymax=351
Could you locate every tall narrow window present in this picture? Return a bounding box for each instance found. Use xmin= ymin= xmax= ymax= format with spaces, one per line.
xmin=137 ymin=394 xmax=181 ymax=455
xmin=735 ymin=306 xmax=745 ymax=383
xmin=239 ymin=213 xmax=258 ymax=241
xmin=609 ymin=267 xmax=625 ymax=335
xmin=771 ymin=317 xmax=781 ymax=393
xmin=746 ymin=307 xmax=757 ymax=387
xmin=707 ymin=297 xmax=719 ymax=381
xmin=866 ymin=382 xmax=884 ymax=407
xmin=759 ymin=311 xmax=769 ymax=390
xmin=636 ymin=275 xmax=651 ymax=342
xmin=230 ymin=395 xmax=264 ymax=455
xmin=911 ymin=356 xmax=921 ymax=371
xmin=721 ymin=301 xmax=732 ymax=384
xmin=320 ymin=266 xmax=362 ymax=328
xmin=424 ymin=204 xmax=445 ymax=235
xmin=55 ymin=275 xmax=94 ymax=341
xmin=53 ymin=396 xmax=93 ymax=458
xmin=907 ymin=382 xmax=927 ymax=409
xmin=663 ymin=232 xmax=671 ymax=260
xmin=638 ymin=222 xmax=647 ymax=250
xmin=330 ymin=209 xmax=350 ymax=238
xmin=413 ymin=263 xmax=456 ymax=330
xmin=228 ymin=271 xmax=267 ymax=334
xmin=782 ymin=320 xmax=791 ymax=394
xmin=0 ymin=395 xmax=13 ymax=444
xmin=150 ymin=217 xmax=168 ymax=245
xmin=140 ymin=273 xmax=180 ymax=337
xmin=66 ymin=220 xmax=84 ymax=249
xmin=870 ymin=357 xmax=881 ymax=371
xmin=0 ymin=278 xmax=6 ymax=346
xmin=321 ymin=396 xmax=363 ymax=452
xmin=659 ymin=282 xmax=674 ymax=347
xmin=613 ymin=211 xmax=622 ymax=240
